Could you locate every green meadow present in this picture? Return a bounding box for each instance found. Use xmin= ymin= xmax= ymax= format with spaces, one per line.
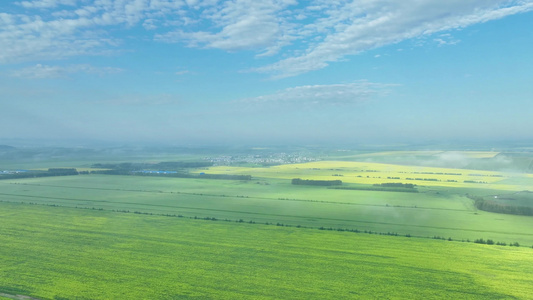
xmin=1 ymin=202 xmax=532 ymax=299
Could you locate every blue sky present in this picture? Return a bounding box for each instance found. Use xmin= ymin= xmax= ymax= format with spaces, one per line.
xmin=1 ymin=0 xmax=532 ymax=146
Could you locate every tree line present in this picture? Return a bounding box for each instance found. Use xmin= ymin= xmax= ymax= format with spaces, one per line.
xmin=0 ymin=168 xmax=80 ymax=179
xmin=292 ymin=178 xmax=342 ymax=186
xmin=469 ymin=195 xmax=533 ymax=216
xmin=374 ymin=182 xmax=416 ymax=189
xmin=90 ymin=169 xmax=252 ymax=181
xmin=91 ymin=161 xmax=213 ymax=170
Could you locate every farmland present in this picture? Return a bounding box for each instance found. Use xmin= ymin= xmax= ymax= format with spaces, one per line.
xmin=1 ymin=172 xmax=533 ymax=246
xmin=1 ymin=202 xmax=533 ymax=299
xmin=1 ymin=147 xmax=533 ymax=299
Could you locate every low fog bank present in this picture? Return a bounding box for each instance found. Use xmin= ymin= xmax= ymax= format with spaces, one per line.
xmin=360 ymin=151 xmax=533 ymax=173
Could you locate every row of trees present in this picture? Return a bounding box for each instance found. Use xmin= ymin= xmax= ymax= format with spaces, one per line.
xmin=90 ymin=169 xmax=251 ymax=180
xmin=474 ymin=238 xmax=520 ymax=247
xmin=92 ymin=161 xmax=213 ymax=170
xmin=0 ymin=168 xmax=80 ymax=179
xmin=332 ymin=183 xmax=418 ymax=193
xmin=475 ymin=199 xmax=533 ymax=216
xmin=373 ymin=182 xmax=416 ymax=189
xmin=469 ymin=195 xmax=533 ymax=216
xmin=198 ymin=173 xmax=252 ymax=180
xmin=90 ymin=161 xmax=251 ymax=181
xmin=48 ymin=168 xmax=79 ymax=175
xmin=291 ymin=178 xmax=342 ymax=186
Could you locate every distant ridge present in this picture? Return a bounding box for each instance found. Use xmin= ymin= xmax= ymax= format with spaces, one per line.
xmin=0 ymin=145 xmax=15 ymax=150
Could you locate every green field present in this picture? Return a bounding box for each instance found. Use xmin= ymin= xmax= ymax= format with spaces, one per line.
xmin=2 ymin=148 xmax=533 ymax=299
xmin=1 ymin=171 xmax=532 ymax=246
xmin=1 ymin=202 xmax=532 ymax=299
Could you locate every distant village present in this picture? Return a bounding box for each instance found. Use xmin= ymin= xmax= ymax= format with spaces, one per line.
xmin=204 ymin=152 xmax=320 ymax=166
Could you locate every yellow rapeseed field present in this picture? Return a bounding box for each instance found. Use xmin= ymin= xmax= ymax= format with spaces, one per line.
xmin=199 ymin=160 xmax=525 ymax=191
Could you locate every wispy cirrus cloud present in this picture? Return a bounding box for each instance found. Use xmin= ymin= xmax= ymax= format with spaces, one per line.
xmin=9 ymin=63 xmax=122 ymax=79
xmin=238 ymin=80 xmax=397 ymax=107
xmin=175 ymin=70 xmax=190 ymax=75
xmin=155 ymin=0 xmax=297 ymax=55
xmin=17 ymin=0 xmax=77 ymax=9
xmin=0 ymin=13 xmax=116 ymax=63
xmin=253 ymin=1 xmax=533 ymax=78
xmin=2 ymin=0 xmax=533 ymax=78
xmin=433 ymin=34 xmax=461 ymax=46
xmin=0 ymin=0 xmax=187 ymax=63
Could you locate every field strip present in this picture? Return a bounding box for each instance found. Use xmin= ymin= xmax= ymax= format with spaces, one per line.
xmin=2 ymin=194 xmax=533 ymax=237
xmin=2 ymin=182 xmax=160 ymax=193
xmin=0 ymin=191 xmax=466 ymax=214
xmin=1 ymin=182 xmax=471 ymax=212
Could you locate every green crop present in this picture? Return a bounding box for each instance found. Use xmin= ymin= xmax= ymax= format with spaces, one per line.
xmin=1 ymin=202 xmax=532 ymax=299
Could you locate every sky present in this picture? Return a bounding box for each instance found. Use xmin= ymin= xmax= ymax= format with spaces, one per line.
xmin=1 ymin=0 xmax=532 ymax=146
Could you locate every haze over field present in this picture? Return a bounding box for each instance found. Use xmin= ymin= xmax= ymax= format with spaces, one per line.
xmin=1 ymin=0 xmax=532 ymax=145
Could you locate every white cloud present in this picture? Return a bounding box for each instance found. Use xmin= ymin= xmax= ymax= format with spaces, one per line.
xmin=142 ymin=18 xmax=157 ymax=30
xmin=0 ymin=1 xmax=186 ymax=63
xmin=0 ymin=12 xmax=116 ymax=63
xmin=433 ymin=33 xmax=461 ymax=46
xmin=155 ymin=0 xmax=296 ymax=54
xmin=253 ymin=0 xmax=533 ymax=78
xmin=10 ymin=63 xmax=122 ymax=79
xmin=238 ymin=80 xmax=397 ymax=107
xmin=17 ymin=0 xmax=77 ymax=9
xmin=2 ymin=0 xmax=533 ymax=77
xmin=0 ymin=13 xmax=16 ymax=26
